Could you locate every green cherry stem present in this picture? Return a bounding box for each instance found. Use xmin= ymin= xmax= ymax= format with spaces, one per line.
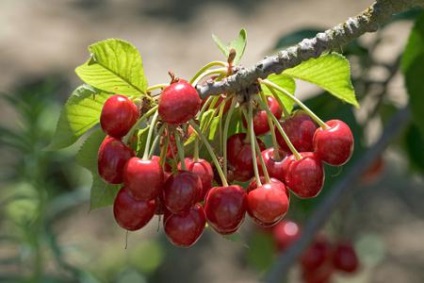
xmin=260 ymin=79 xmax=328 ymax=129
xmin=257 ymin=98 xmax=302 ymax=160
xmin=142 ymin=111 xmax=160 ymax=160
xmin=124 ymin=105 xmax=158 ymax=144
xmin=148 ymin=124 xmax=166 ymax=159
xmin=146 ymin=84 xmax=168 ymax=93
xmin=260 ymin=92 xmax=281 ymax=160
xmin=265 ymin=84 xmax=289 ymax=118
xmin=244 ymin=106 xmax=262 ymax=187
xmin=254 ymin=132 xmax=271 ymax=184
xmin=174 ymin=129 xmax=187 ymax=170
xmin=222 ymin=98 xmax=237 ymax=179
xmin=193 ymin=138 xmax=200 ymax=162
xmin=191 ymin=68 xmax=228 ymax=86
xmin=189 ymin=120 xmax=229 ymax=187
xmin=190 ymin=61 xmax=228 ymax=85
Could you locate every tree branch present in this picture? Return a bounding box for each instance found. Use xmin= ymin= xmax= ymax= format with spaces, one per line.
xmin=263 ymin=106 xmax=411 ymax=283
xmin=197 ymin=0 xmax=424 ymax=99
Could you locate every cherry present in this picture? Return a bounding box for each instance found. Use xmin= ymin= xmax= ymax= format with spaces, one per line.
xmin=276 ymin=110 xmax=317 ymax=152
xmin=313 ymin=119 xmax=354 ymax=166
xmin=204 ymin=185 xmax=247 ymax=235
xmin=178 ymin=157 xmax=214 ymax=200
xmin=123 ymin=155 xmax=164 ymax=201
xmin=283 ymin=152 xmax=324 ymax=198
xmin=227 ymin=133 xmax=265 ymax=182
xmin=332 ymin=241 xmax=359 ymax=273
xmin=97 ymin=136 xmax=134 ymax=184
xmin=163 ymin=170 xmax=202 ymax=214
xmin=258 ymin=147 xmax=289 ymax=182
xmin=113 ymin=187 xmax=156 ymax=231
xmin=272 ymin=220 xmax=301 ymax=252
xmin=243 ymin=96 xmax=282 ymax=135
xmin=300 ymin=236 xmax=333 ymax=272
xmin=247 ymin=178 xmax=289 ymax=226
xmin=100 ymin=95 xmax=139 ymax=138
xmin=163 ymin=203 xmax=206 ymax=247
xmin=301 ymin=262 xmax=334 ymax=283
xmin=158 ymin=79 xmax=201 ymax=125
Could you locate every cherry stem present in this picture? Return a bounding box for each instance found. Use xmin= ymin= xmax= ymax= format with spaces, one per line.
xmin=244 ymin=106 xmax=262 ymax=187
xmin=124 ymin=105 xmax=158 ymax=144
xmin=193 ymin=137 xmax=200 ymax=162
xmin=260 ymin=79 xmax=328 ymax=129
xmin=255 ymin=133 xmax=271 ymax=184
xmin=258 ymin=98 xmax=302 ymax=160
xmin=148 ymin=124 xmax=166 ymax=158
xmin=189 ymin=120 xmax=229 ymax=187
xmin=159 ymin=128 xmax=170 ymax=169
xmin=174 ymin=129 xmax=187 ymax=170
xmin=190 ymin=61 xmax=228 ymax=85
xmin=222 ymin=98 xmax=237 ymax=179
xmin=146 ymin=84 xmax=168 ymax=93
xmin=266 ymin=84 xmax=289 ymax=118
xmin=191 ymin=68 xmax=228 ymax=86
xmin=142 ymin=111 xmax=159 ymax=160
xmin=260 ymin=92 xmax=281 ymax=160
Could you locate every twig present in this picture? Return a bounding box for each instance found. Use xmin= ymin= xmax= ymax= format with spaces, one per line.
xmin=197 ymin=0 xmax=424 ymax=99
xmin=263 ymin=106 xmax=411 ymax=283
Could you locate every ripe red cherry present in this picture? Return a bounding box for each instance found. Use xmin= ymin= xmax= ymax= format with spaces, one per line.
xmin=243 ymin=96 xmax=282 ymax=135
xmin=276 ymin=110 xmax=317 ymax=152
xmin=227 ymin=133 xmax=265 ymax=182
xmin=113 ymin=187 xmax=156 ymax=231
xmin=332 ymin=241 xmax=359 ymax=273
xmin=272 ymin=220 xmax=301 ymax=252
xmin=163 ymin=170 xmax=202 ymax=214
xmin=247 ymin=178 xmax=290 ymax=226
xmin=178 ymin=157 xmax=214 ymax=200
xmin=258 ymin=147 xmax=289 ymax=182
xmin=301 ymin=262 xmax=334 ymax=283
xmin=123 ymin=155 xmax=164 ymax=201
xmin=163 ymin=203 xmax=206 ymax=247
xmin=100 ymin=95 xmax=139 ymax=138
xmin=159 ymin=79 xmax=201 ymax=125
xmin=204 ymin=185 xmax=247 ymax=235
xmin=301 ymin=236 xmax=333 ymax=272
xmin=313 ymin=119 xmax=354 ymax=166
xmin=283 ymin=152 xmax=324 ymax=198
xmin=98 ymin=136 xmax=134 ymax=184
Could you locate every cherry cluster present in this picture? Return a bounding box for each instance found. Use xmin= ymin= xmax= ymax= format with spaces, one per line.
xmin=269 ymin=221 xmax=360 ymax=283
xmin=96 ymin=76 xmax=354 ymax=247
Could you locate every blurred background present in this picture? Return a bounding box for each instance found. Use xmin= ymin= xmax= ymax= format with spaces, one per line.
xmin=1 ymin=0 xmax=423 ymax=282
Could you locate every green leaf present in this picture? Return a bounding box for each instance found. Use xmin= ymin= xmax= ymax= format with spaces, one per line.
xmin=75 ymin=39 xmax=148 ymax=96
xmin=404 ymin=123 xmax=424 ymax=172
xmin=283 ymin=53 xmax=358 ymax=108
xmin=76 ymin=129 xmax=120 ymax=209
xmin=261 ymin=74 xmax=296 ymax=114
xmin=47 ymin=85 xmax=109 ymax=150
xmin=212 ymin=29 xmax=247 ymax=64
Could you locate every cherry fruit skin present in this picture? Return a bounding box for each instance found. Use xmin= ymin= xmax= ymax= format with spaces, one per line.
xmin=98 ymin=136 xmax=134 ymax=184
xmin=243 ymin=96 xmax=282 ymax=135
xmin=163 ymin=170 xmax=202 ymax=214
xmin=123 ymin=155 xmax=164 ymax=201
xmin=113 ymin=187 xmax=156 ymax=231
xmin=159 ymin=79 xmax=201 ymax=125
xmin=100 ymin=95 xmax=139 ymax=138
xmin=276 ymin=110 xmax=317 ymax=152
xmin=164 ymin=203 xmax=206 ymax=247
xmin=283 ymin=152 xmax=324 ymax=198
xmin=258 ymin=147 xmax=289 ymax=182
xmin=272 ymin=220 xmax=301 ymax=252
xmin=204 ymin=185 xmax=247 ymax=235
xmin=301 ymin=236 xmax=333 ymax=272
xmin=332 ymin=241 xmax=359 ymax=273
xmin=313 ymin=119 xmax=354 ymax=166
xmin=247 ymin=178 xmax=290 ymax=225
xmin=178 ymin=157 xmax=214 ymax=200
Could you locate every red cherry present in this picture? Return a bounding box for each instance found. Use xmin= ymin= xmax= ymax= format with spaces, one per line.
xmin=204 ymin=185 xmax=247 ymax=235
xmin=313 ymin=119 xmax=354 ymax=166
xmin=113 ymin=187 xmax=156 ymax=231
xmin=159 ymin=79 xmax=201 ymax=125
xmin=227 ymin=133 xmax=265 ymax=182
xmin=301 ymin=262 xmax=334 ymax=283
xmin=97 ymin=136 xmax=134 ymax=184
xmin=100 ymin=95 xmax=139 ymax=138
xmin=178 ymin=157 xmax=214 ymax=200
xmin=123 ymin=156 xmax=164 ymax=201
xmin=243 ymin=96 xmax=282 ymax=135
xmin=276 ymin=110 xmax=317 ymax=152
xmin=163 ymin=170 xmax=202 ymax=214
xmin=163 ymin=203 xmax=206 ymax=247
xmin=258 ymin=147 xmax=289 ymax=182
xmin=283 ymin=152 xmax=324 ymax=198
xmin=272 ymin=220 xmax=301 ymax=252
xmin=247 ymin=178 xmax=290 ymax=225
xmin=300 ymin=236 xmax=333 ymax=272
xmin=332 ymin=241 xmax=359 ymax=273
